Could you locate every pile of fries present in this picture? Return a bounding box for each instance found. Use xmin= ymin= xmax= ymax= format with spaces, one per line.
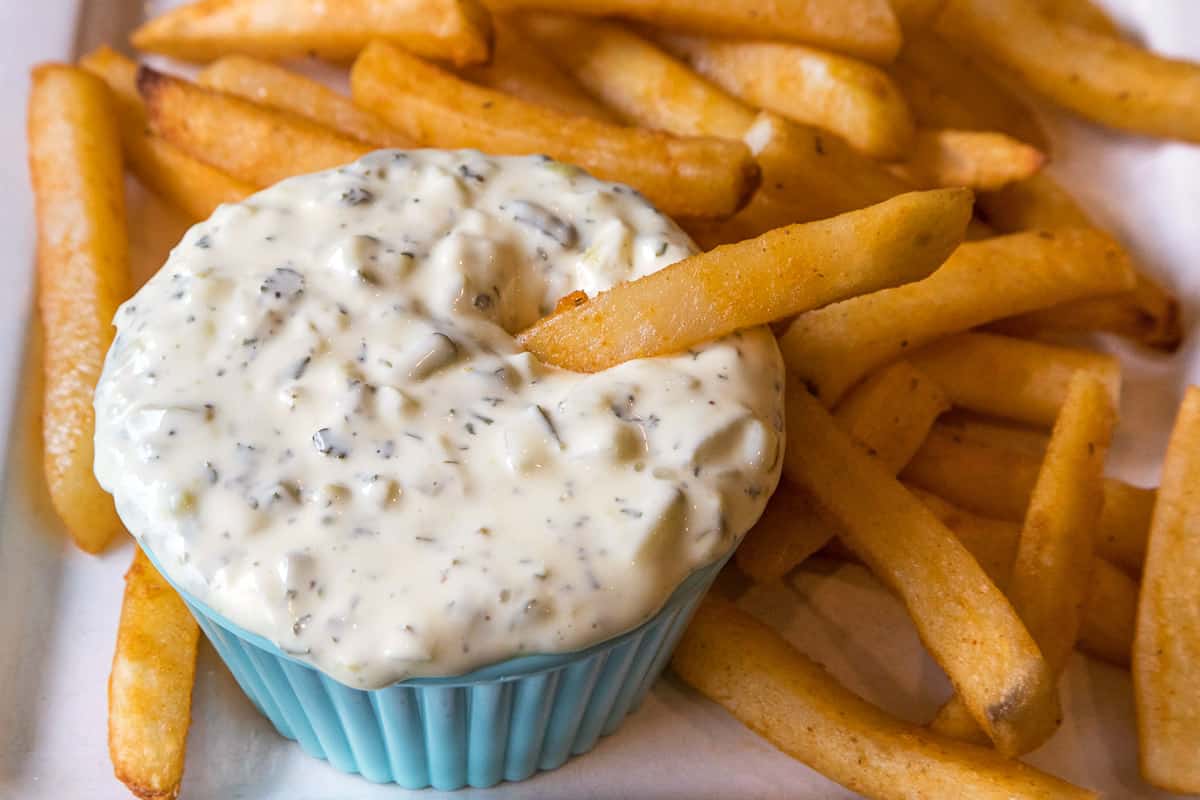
xmin=24 ymin=0 xmax=1200 ymax=796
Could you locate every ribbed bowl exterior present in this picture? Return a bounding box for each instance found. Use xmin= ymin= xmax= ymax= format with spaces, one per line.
xmin=168 ymin=554 xmax=725 ymax=790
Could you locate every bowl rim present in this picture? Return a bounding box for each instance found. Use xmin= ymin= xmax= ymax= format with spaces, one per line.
xmin=140 ymin=542 xmax=728 ymax=689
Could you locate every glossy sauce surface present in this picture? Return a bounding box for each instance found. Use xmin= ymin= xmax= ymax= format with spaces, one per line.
xmin=94 ymin=150 xmax=784 ymax=687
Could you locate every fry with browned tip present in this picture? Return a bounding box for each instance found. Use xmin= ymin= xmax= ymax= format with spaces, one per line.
xmin=109 ymin=549 xmax=200 ymax=800
xmin=28 ymin=64 xmax=129 ymax=554
xmin=132 ymin=0 xmax=494 ymax=67
xmin=350 ymin=40 xmax=759 ymax=220
xmin=518 ymin=188 xmax=971 ymax=373
xmin=1134 ymin=386 xmax=1200 ymax=793
xmin=889 ymin=129 xmax=1046 ymax=191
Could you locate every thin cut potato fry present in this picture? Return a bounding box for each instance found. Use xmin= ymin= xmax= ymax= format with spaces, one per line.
xmin=1134 ymin=386 xmax=1200 ymax=793
xmin=779 ymin=227 xmax=1136 ymax=406
xmin=672 ymin=597 xmax=1095 ymax=800
xmin=109 ymin=549 xmax=200 ymax=800
xmin=889 ymin=128 xmax=1046 ymax=191
xmin=132 ymin=0 xmax=494 ymax=67
xmin=889 ymin=30 xmax=1048 ymax=149
xmin=935 ymin=0 xmax=1200 ymax=143
xmin=909 ymin=488 xmax=1021 ymax=589
xmin=460 ymin=16 xmax=618 ymax=122
xmin=652 ymin=30 xmax=916 ymax=159
xmin=491 ymin=0 xmax=902 ymax=63
xmin=979 ymin=174 xmax=1181 ymax=351
xmin=736 ymin=361 xmax=948 ymax=583
xmin=832 ymin=360 xmax=950 ymax=474
xmin=902 ymin=425 xmax=1154 ymax=574
xmin=932 ymin=375 xmax=1115 ymax=751
xmin=936 ymin=411 xmax=1050 ymax=457
xmin=784 ymin=381 xmax=1060 ymax=757
xmin=908 ymin=332 xmax=1121 ymax=427
xmin=1079 ymin=556 xmax=1138 ymax=668
xmin=350 ymin=40 xmax=759 ymax=220
xmin=196 ymin=55 xmax=412 ymax=148
xmin=1031 ymin=0 xmax=1123 ymax=36
xmin=685 ymin=112 xmax=912 ymax=248
xmin=887 ymin=0 xmax=948 ymax=32
xmin=518 ymin=188 xmax=972 ymax=373
xmin=519 ymin=14 xmax=756 ymax=139
xmin=28 ymin=64 xmax=129 ymax=554
xmin=140 ymin=68 xmax=370 ymax=188
xmin=80 ymin=47 xmax=254 ymax=221
xmin=734 ymin=484 xmax=831 ymax=583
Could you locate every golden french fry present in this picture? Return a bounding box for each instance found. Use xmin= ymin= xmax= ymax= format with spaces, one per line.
xmin=909 ymin=487 xmax=1021 ymax=588
xmin=832 ymin=360 xmax=950 ymax=473
xmin=736 ymin=360 xmax=948 ymax=583
xmin=460 ymin=16 xmax=618 ymax=122
xmin=779 ymin=227 xmax=1136 ymax=406
xmin=518 ymin=188 xmax=971 ymax=372
xmin=520 ymin=14 xmax=755 ymax=138
xmin=889 ymin=30 xmax=1048 ymax=149
xmin=935 ymin=411 xmax=1050 ymax=457
xmin=932 ymin=374 xmax=1114 ymax=751
xmin=672 ymin=597 xmax=1095 ymax=800
xmin=109 ymin=549 xmax=200 ymax=800
xmin=140 ymin=68 xmax=370 ymax=188
xmin=902 ymin=425 xmax=1154 ymax=574
xmin=908 ymin=332 xmax=1121 ymax=427
xmin=784 ymin=380 xmax=1060 ymax=756
xmin=350 ymin=40 xmax=758 ymax=220
xmin=492 ymin=0 xmax=902 ymax=63
xmin=888 ymin=0 xmax=948 ymax=32
xmin=734 ymin=484 xmax=831 ymax=583
xmin=1134 ymin=386 xmax=1200 ymax=793
xmin=889 ymin=128 xmax=1046 ymax=191
xmin=28 ymin=64 xmax=129 ymax=554
xmin=684 ymin=112 xmax=912 ymax=247
xmin=1079 ymin=556 xmax=1138 ymax=669
xmin=978 ymin=174 xmax=1182 ymax=351
xmin=936 ymin=0 xmax=1200 ymax=143
xmin=197 ymin=55 xmax=412 ymax=148
xmin=80 ymin=47 xmax=254 ymax=221
xmin=1031 ymin=0 xmax=1123 ymax=36
xmin=652 ymin=30 xmax=916 ymax=159
xmin=132 ymin=0 xmax=494 ymax=67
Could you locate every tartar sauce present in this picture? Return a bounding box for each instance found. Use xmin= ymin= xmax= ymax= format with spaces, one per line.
xmin=94 ymin=150 xmax=784 ymax=688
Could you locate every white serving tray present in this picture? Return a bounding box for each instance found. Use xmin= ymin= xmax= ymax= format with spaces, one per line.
xmin=1 ymin=1 xmax=1198 ymax=797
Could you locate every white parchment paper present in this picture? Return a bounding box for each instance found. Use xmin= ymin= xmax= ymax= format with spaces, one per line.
xmin=1 ymin=1 xmax=1198 ymax=797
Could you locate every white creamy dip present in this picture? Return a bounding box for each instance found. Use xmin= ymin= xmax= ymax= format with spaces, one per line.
xmin=94 ymin=150 xmax=784 ymax=688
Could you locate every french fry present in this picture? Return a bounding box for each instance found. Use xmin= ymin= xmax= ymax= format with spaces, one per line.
xmin=908 ymin=332 xmax=1121 ymax=427
xmin=518 ymin=188 xmax=972 ymax=372
xmin=350 ymin=40 xmax=759 ymax=220
xmin=652 ymin=30 xmax=916 ymax=159
xmin=28 ymin=64 xmax=129 ymax=554
xmin=1031 ymin=0 xmax=1123 ymax=36
xmin=672 ymin=597 xmax=1096 ymax=800
xmin=132 ymin=0 xmax=494 ymax=67
xmin=197 ymin=55 xmax=412 ymax=148
xmin=889 ymin=30 xmax=1048 ymax=149
xmin=1134 ymin=386 xmax=1200 ymax=793
xmin=80 ymin=47 xmax=254 ymax=221
xmin=460 ymin=16 xmax=618 ymax=122
xmin=978 ymin=174 xmax=1182 ymax=351
xmin=909 ymin=487 xmax=1021 ymax=588
xmin=109 ymin=549 xmax=200 ymax=800
xmin=783 ymin=380 xmax=1060 ymax=756
xmin=1079 ymin=556 xmax=1138 ymax=668
xmin=779 ymin=228 xmax=1136 ymax=406
xmin=734 ymin=484 xmax=830 ymax=583
xmin=931 ymin=374 xmax=1114 ymax=751
xmin=519 ymin=14 xmax=755 ymax=139
xmin=684 ymin=112 xmax=912 ymax=248
xmin=888 ymin=0 xmax=948 ymax=32
xmin=832 ymin=360 xmax=950 ymax=473
xmin=888 ymin=129 xmax=1046 ymax=191
xmin=935 ymin=0 xmax=1200 ymax=143
xmin=935 ymin=411 xmax=1050 ymax=457
xmin=901 ymin=425 xmax=1154 ymax=574
xmin=491 ymin=0 xmax=902 ymax=63
xmin=139 ymin=68 xmax=370 ymax=188
xmin=736 ymin=361 xmax=948 ymax=583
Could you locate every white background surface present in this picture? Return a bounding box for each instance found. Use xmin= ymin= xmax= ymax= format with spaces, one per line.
xmin=2 ymin=1 xmax=1199 ymax=797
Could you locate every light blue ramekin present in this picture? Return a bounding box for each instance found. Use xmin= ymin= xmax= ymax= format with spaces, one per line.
xmin=142 ymin=545 xmax=727 ymax=790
